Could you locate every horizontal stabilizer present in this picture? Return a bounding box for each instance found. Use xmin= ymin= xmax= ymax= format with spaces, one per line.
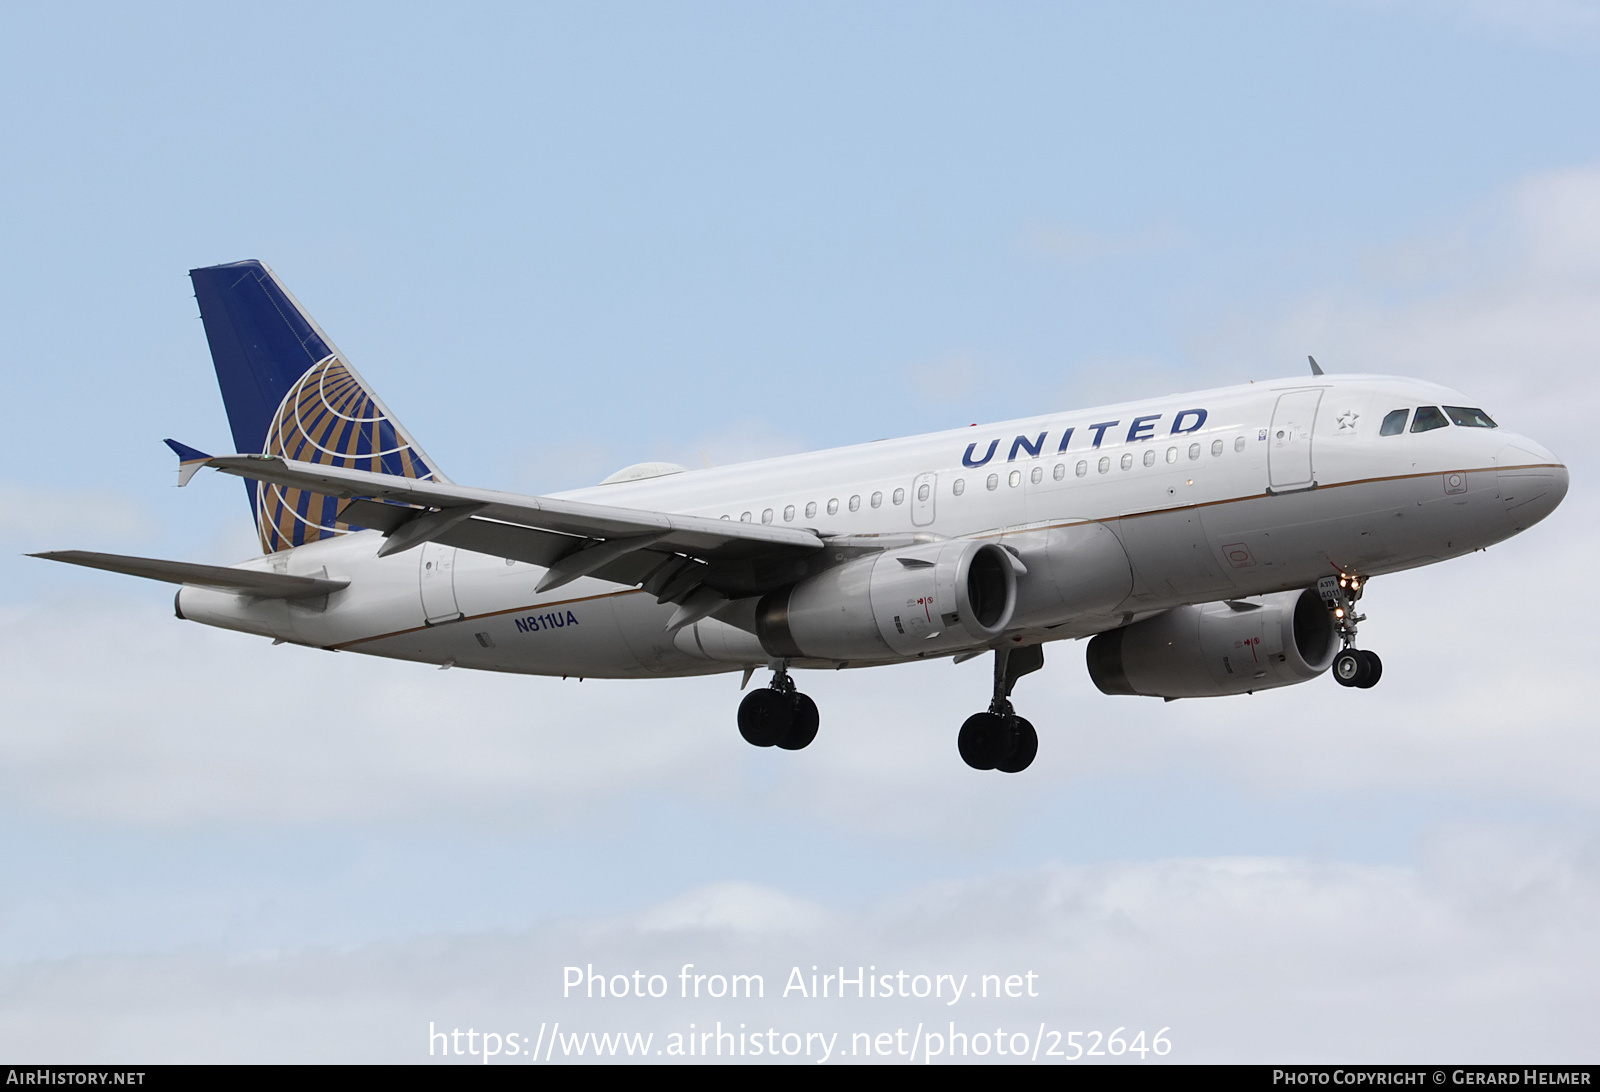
xmin=30 ymin=551 xmax=349 ymax=599
xmin=165 ymin=438 xmax=214 ymax=487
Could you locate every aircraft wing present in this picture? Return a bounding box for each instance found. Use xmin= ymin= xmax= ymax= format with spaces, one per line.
xmin=187 ymin=453 xmax=826 ymax=609
xmin=198 ymin=453 xmax=820 ymax=555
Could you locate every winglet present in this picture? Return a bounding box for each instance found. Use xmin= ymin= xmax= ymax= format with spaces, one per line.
xmin=164 ymin=439 xmax=214 ymax=487
xmin=1308 ymin=355 xmax=1325 ymax=376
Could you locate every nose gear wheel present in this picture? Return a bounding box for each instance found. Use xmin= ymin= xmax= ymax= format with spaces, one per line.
xmin=1319 ymin=573 xmax=1383 ymax=689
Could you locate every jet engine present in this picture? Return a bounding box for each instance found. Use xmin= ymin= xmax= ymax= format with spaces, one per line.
xmin=1086 ymin=587 xmax=1337 ymax=698
xmin=755 ymin=539 xmax=1017 ymax=662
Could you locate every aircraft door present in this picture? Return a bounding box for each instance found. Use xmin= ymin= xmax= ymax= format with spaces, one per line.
xmin=1268 ymin=389 xmax=1323 ymax=492
xmin=419 ymin=541 xmax=463 ymax=623
xmin=910 ymin=472 xmax=937 ymax=526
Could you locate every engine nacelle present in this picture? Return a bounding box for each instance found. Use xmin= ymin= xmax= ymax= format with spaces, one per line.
xmin=1086 ymin=587 xmax=1337 ymax=698
xmin=755 ymin=540 xmax=1017 ymax=662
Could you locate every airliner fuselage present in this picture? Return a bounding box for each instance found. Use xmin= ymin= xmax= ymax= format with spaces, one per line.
xmin=175 ymin=373 xmax=1563 ymax=680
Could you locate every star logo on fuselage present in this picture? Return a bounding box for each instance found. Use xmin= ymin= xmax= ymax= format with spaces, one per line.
xmin=1337 ymin=410 xmax=1359 ymax=430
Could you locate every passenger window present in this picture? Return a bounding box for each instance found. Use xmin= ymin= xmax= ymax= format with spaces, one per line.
xmin=1234 ymin=436 xmax=1245 ymax=453
xmin=849 ymin=495 xmax=861 ymax=512
xmin=1380 ymin=409 xmax=1409 ymax=436
xmin=1008 ymin=469 xmax=1021 ymax=487
xmin=1211 ymin=439 xmax=1223 ymax=457
xmin=761 ymin=509 xmax=773 ymax=524
xmin=892 ymin=488 xmax=905 ymax=505
xmin=917 ymin=483 xmax=931 ymax=501
xmin=1143 ymin=449 xmax=1155 ymax=467
xmin=952 ymin=479 xmax=965 ymax=496
xmin=740 ymin=512 xmax=752 ymax=522
xmin=1120 ymin=453 xmax=1133 ymax=470
xmin=805 ymin=501 xmax=817 ymax=518
xmin=870 ymin=491 xmax=882 ymax=508
xmin=1166 ymin=447 xmax=1177 ymax=463
xmin=986 ymin=473 xmax=999 ymax=491
xmin=783 ymin=505 xmax=795 ymax=522
xmin=827 ymin=498 xmax=839 ymax=515
xmin=1031 ymin=466 xmax=1043 ymax=484
xmin=1444 ymin=406 xmax=1497 ymax=429
xmin=1188 ymin=443 xmax=1201 ymax=460
xmin=1411 ymin=406 xmax=1448 ymax=433
xmin=1097 ymin=456 xmax=1110 ymax=474
xmin=1075 ymin=460 xmax=1088 ymax=477
xmin=1053 ymin=463 xmax=1066 ymax=480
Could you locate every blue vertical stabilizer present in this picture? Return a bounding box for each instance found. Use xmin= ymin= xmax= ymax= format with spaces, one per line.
xmin=188 ymin=260 xmax=442 ymax=553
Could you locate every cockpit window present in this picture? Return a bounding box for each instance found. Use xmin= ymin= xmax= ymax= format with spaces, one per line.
xmin=1444 ymin=406 xmax=1497 ymax=429
xmin=1410 ymin=406 xmax=1448 ymax=433
xmin=1380 ymin=409 xmax=1409 ymax=436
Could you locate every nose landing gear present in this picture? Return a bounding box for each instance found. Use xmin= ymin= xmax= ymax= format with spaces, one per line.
xmin=1320 ymin=573 xmax=1383 ymax=689
xmin=737 ymin=661 xmax=819 ymax=750
xmin=958 ymin=644 xmax=1044 ymax=773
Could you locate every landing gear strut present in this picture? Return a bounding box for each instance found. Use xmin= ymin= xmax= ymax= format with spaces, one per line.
xmin=1320 ymin=573 xmax=1383 ymax=689
xmin=737 ymin=661 xmax=819 ymax=750
xmin=958 ymin=644 xmax=1044 ymax=773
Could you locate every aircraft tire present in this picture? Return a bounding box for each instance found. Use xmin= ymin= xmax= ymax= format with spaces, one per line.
xmin=739 ymin=688 xmax=794 ymax=747
xmin=1355 ymin=650 xmax=1383 ymax=689
xmin=777 ymin=693 xmax=820 ymax=750
xmin=995 ymin=717 xmax=1038 ymax=773
xmin=958 ymin=712 xmax=1016 ymax=770
xmin=1332 ymin=649 xmax=1368 ymax=688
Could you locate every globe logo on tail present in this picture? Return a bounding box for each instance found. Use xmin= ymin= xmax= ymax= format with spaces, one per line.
xmin=256 ymin=355 xmax=436 ymax=552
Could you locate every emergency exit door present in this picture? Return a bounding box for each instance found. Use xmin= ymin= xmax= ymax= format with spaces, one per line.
xmin=419 ymin=541 xmax=462 ymax=624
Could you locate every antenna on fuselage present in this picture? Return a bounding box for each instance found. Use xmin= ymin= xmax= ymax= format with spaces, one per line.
xmin=1308 ymin=355 xmax=1325 ymax=376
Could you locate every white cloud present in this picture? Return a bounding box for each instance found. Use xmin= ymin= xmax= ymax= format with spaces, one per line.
xmin=3 ymin=835 xmax=1596 ymax=1062
xmin=635 ymin=882 xmax=831 ymax=933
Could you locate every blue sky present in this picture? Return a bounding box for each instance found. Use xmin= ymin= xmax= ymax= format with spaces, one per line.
xmin=2 ymin=1 xmax=1598 ymax=1062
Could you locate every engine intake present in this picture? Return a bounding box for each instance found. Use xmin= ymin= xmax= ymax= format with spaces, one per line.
xmin=1086 ymin=587 xmax=1337 ymax=698
xmin=756 ymin=540 xmax=1017 ymax=661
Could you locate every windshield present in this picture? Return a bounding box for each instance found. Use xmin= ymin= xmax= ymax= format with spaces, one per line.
xmin=1411 ymin=406 xmax=1448 ymax=433
xmin=1443 ymin=406 xmax=1497 ymax=428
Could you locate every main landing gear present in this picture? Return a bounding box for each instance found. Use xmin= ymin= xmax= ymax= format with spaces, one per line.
xmin=1320 ymin=572 xmax=1384 ymax=689
xmin=737 ymin=661 xmax=819 ymax=751
xmin=958 ymin=644 xmax=1045 ymax=773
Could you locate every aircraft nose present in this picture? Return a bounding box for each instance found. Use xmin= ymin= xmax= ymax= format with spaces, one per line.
xmin=1496 ymin=443 xmax=1569 ymax=531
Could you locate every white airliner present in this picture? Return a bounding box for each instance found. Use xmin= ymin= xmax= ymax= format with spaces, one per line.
xmin=35 ymin=261 xmax=1568 ymax=772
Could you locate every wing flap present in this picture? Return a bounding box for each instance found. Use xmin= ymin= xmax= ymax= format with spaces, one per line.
xmin=433 ymin=517 xmax=577 ymax=568
xmin=31 ymin=551 xmax=349 ymax=599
